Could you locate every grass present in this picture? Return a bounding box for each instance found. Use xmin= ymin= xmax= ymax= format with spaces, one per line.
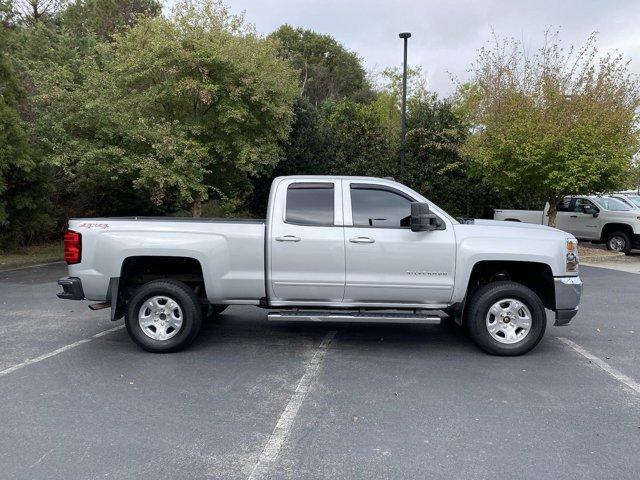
xmin=0 ymin=242 xmax=63 ymax=271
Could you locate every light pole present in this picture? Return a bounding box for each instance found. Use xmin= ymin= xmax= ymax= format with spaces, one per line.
xmin=399 ymin=32 xmax=411 ymax=183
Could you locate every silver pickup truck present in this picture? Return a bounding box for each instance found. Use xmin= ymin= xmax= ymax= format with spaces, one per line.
xmin=58 ymin=176 xmax=582 ymax=356
xmin=494 ymin=195 xmax=640 ymax=254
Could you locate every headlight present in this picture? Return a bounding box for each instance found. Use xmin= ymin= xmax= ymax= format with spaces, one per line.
xmin=565 ymin=238 xmax=579 ymax=272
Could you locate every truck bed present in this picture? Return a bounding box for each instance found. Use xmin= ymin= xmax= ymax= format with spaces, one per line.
xmin=70 ymin=216 xmax=265 ymax=223
xmin=68 ymin=217 xmax=267 ymax=303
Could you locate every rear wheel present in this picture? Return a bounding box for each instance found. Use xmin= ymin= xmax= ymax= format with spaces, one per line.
xmin=125 ymin=279 xmax=202 ymax=353
xmin=606 ymin=231 xmax=632 ymax=254
xmin=466 ymin=281 xmax=546 ymax=356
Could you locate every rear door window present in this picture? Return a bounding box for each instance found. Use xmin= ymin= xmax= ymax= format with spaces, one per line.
xmin=285 ymin=183 xmax=334 ymax=226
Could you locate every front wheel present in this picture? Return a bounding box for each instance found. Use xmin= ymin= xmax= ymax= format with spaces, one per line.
xmin=125 ymin=279 xmax=202 ymax=353
xmin=466 ymin=281 xmax=546 ymax=356
xmin=606 ymin=231 xmax=632 ymax=255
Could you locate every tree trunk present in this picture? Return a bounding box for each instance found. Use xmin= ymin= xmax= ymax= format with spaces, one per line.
xmin=191 ymin=200 xmax=202 ymax=218
xmin=547 ymin=200 xmax=557 ymax=228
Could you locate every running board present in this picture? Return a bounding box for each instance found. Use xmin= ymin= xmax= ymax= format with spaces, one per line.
xmin=267 ymin=311 xmax=442 ymax=324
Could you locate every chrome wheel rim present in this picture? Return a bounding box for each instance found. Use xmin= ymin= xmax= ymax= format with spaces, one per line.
xmin=609 ymin=236 xmax=626 ymax=252
xmin=485 ymin=298 xmax=532 ymax=344
xmin=138 ymin=296 xmax=183 ymax=341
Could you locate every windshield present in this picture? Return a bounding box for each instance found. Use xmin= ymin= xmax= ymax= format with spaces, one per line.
xmin=592 ymin=197 xmax=632 ymax=211
xmin=625 ymin=195 xmax=640 ymax=207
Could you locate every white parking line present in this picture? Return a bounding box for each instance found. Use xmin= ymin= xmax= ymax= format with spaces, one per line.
xmin=248 ymin=330 xmax=336 ymax=480
xmin=558 ymin=337 xmax=640 ymax=396
xmin=0 ymin=325 xmax=125 ymax=378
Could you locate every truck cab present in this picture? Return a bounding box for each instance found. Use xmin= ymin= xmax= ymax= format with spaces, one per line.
xmin=267 ymin=177 xmax=457 ymax=307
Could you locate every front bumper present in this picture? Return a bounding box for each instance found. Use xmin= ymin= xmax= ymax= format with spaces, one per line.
xmin=57 ymin=277 xmax=85 ymax=300
xmin=554 ymin=276 xmax=582 ymax=325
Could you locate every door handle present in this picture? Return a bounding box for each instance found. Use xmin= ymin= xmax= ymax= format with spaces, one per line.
xmin=570 ymin=215 xmax=578 ymax=218
xmin=276 ymin=235 xmax=301 ymax=242
xmin=349 ymin=236 xmax=375 ymax=244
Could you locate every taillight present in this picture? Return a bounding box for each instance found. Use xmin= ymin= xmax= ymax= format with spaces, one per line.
xmin=64 ymin=230 xmax=82 ymax=265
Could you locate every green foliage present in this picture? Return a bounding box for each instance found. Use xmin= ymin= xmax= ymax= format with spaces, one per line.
xmin=32 ymin=0 xmax=299 ymax=217
xmin=62 ymin=0 xmax=161 ymax=41
xmin=248 ymin=97 xmax=397 ymax=217
xmin=270 ymin=24 xmax=373 ymax=106
xmin=324 ymin=99 xmax=395 ymax=177
xmin=247 ymin=24 xmax=379 ymax=216
xmin=0 ymin=0 xmax=13 ymax=23
xmin=458 ymin=31 xmax=640 ymax=225
xmin=6 ymin=0 xmax=640 ymax=247
xmin=404 ymin=93 xmax=476 ymax=217
xmin=0 ymin=9 xmax=54 ymax=246
xmin=246 ymin=97 xmax=329 ymax=216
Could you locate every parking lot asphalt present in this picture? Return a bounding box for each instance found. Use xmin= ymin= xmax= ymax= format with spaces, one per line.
xmin=0 ymin=263 xmax=639 ymax=480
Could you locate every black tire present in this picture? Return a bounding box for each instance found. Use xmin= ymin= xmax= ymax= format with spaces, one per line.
xmin=466 ymin=281 xmax=546 ymax=356
xmin=605 ymin=231 xmax=632 ymax=255
xmin=125 ymin=279 xmax=202 ymax=353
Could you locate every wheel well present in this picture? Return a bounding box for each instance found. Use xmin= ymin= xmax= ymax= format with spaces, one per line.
xmin=600 ymin=223 xmax=633 ymax=242
xmin=120 ymin=256 xmax=206 ymax=299
xmin=465 ymin=261 xmax=555 ymax=311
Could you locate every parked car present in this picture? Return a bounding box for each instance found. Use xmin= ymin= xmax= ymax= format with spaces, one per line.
xmin=494 ymin=195 xmax=640 ymax=254
xmin=58 ymin=176 xmax=582 ymax=356
xmin=611 ymin=192 xmax=640 ymax=209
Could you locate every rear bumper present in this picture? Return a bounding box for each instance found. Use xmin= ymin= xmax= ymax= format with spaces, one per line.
xmin=554 ymin=276 xmax=582 ymax=325
xmin=57 ymin=277 xmax=85 ymax=300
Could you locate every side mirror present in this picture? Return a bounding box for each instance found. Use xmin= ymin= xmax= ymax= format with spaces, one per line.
xmin=411 ymin=202 xmax=439 ymax=232
xmin=580 ymin=204 xmax=599 ymax=217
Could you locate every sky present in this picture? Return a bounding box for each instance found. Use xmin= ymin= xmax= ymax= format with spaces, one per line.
xmin=173 ymin=0 xmax=640 ymax=97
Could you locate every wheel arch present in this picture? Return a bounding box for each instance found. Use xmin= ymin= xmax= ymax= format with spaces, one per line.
xmin=111 ymin=255 xmax=207 ymax=321
xmin=455 ymin=260 xmax=555 ymax=325
xmin=600 ymin=223 xmax=634 ymax=243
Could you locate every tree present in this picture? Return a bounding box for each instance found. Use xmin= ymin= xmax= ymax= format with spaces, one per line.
xmin=246 ymin=97 xmax=329 ymax=216
xmin=270 ymin=24 xmax=373 ymax=106
xmin=0 ymin=3 xmax=54 ymax=246
xmin=14 ymin=0 xmax=65 ymax=24
xmin=1 ymin=0 xmax=16 ymax=25
xmin=324 ymin=99 xmax=395 ymax=177
xmin=9 ymin=0 xmax=164 ymax=227
xmin=61 ymin=0 xmax=161 ymax=41
xmin=32 ymin=0 xmax=299 ymax=217
xmin=404 ymin=91 xmax=474 ymax=217
xmin=372 ymin=67 xmax=497 ymax=218
xmin=0 ymin=46 xmax=27 ymax=228
xmin=457 ymin=31 xmax=640 ymax=226
xmin=246 ymin=25 xmax=376 ymax=216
